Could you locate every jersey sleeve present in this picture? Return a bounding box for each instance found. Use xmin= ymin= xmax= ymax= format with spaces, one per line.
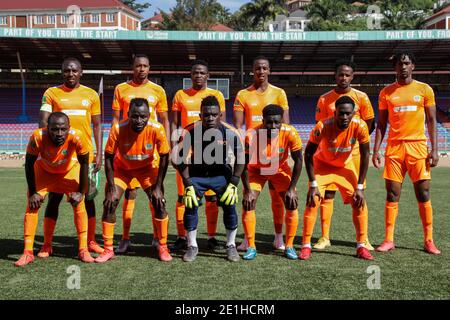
xmin=216 ymin=91 xmax=226 ymax=112
xmin=172 ymin=91 xmax=182 ymax=112
xmin=424 ymin=84 xmax=436 ymax=108
xmin=357 ymin=121 xmax=370 ymax=145
xmin=309 ymin=122 xmax=325 ymax=145
xmin=156 ymin=86 xmax=169 ymax=113
xmin=288 ymin=127 xmax=302 ymax=152
xmin=155 ymin=125 xmax=170 ymax=155
xmin=233 ymin=91 xmax=245 ymax=112
xmin=73 ymin=130 xmax=90 ymax=156
xmin=378 ymin=89 xmax=388 ymax=111
xmin=359 ymin=93 xmax=375 ymax=120
xmin=104 ymin=124 xmax=119 ymax=155
xmin=90 ymin=91 xmax=101 ymax=116
xmin=315 ymin=96 xmax=326 ymax=122
xmin=279 ymin=89 xmax=289 ymax=110
xmin=40 ymin=88 xmax=54 ymax=112
xmin=26 ymin=130 xmax=41 ymax=156
xmin=112 ymin=86 xmax=122 ymax=111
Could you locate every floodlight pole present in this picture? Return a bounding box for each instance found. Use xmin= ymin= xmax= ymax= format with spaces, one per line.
xmin=16 ymin=51 xmax=29 ymax=122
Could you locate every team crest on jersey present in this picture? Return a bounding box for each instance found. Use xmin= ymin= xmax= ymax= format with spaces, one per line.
xmin=82 ymin=99 xmax=89 ymax=106
xmin=62 ymin=149 xmax=68 ymax=155
xmin=145 ymin=143 xmax=153 ymax=150
xmin=148 ymin=95 xmax=156 ymax=103
xmin=413 ymin=95 xmax=421 ymax=102
xmin=350 ymin=138 xmax=356 ymax=145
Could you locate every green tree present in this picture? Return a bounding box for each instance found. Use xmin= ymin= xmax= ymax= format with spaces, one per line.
xmin=122 ymin=0 xmax=151 ymax=14
xmin=304 ymin=0 xmax=352 ymax=31
xmin=238 ymin=0 xmax=288 ymax=31
xmin=159 ymin=0 xmax=230 ymax=30
xmin=381 ymin=0 xmax=433 ymax=30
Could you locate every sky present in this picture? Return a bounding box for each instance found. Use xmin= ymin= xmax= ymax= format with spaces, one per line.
xmin=139 ymin=0 xmax=249 ymax=19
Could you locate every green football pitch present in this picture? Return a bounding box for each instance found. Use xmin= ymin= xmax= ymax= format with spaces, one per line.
xmin=0 ymin=167 xmax=449 ymax=300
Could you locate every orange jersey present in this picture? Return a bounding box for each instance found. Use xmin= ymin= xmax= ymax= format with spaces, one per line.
xmin=172 ymin=87 xmax=225 ymax=128
xmin=26 ymin=127 xmax=89 ymax=174
xmin=246 ymin=123 xmax=302 ymax=169
xmin=112 ymin=80 xmax=168 ymax=121
xmin=105 ymin=119 xmax=170 ymax=170
xmin=310 ymin=116 xmax=369 ymax=168
xmin=315 ymin=88 xmax=374 ymax=122
xmin=379 ymin=80 xmax=435 ymax=142
xmin=41 ymin=85 xmax=100 ymax=152
xmin=234 ymin=84 xmax=288 ymax=129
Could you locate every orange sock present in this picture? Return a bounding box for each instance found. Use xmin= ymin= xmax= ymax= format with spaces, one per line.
xmin=102 ymin=221 xmax=115 ymax=250
xmin=73 ymin=201 xmax=88 ymax=250
xmin=320 ymin=198 xmax=334 ymax=239
xmin=385 ymin=201 xmax=399 ymax=242
xmin=122 ymin=199 xmax=135 ymax=240
xmin=43 ymin=217 xmax=57 ymax=247
xmin=285 ymin=209 xmax=298 ymax=247
xmin=242 ymin=210 xmax=256 ymax=248
xmin=24 ymin=208 xmax=39 ymax=252
xmin=302 ymin=197 xmax=319 ymax=244
xmin=205 ymin=200 xmax=219 ymax=237
xmin=352 ymin=203 xmax=368 ymax=244
xmin=176 ymin=201 xmax=186 ymax=238
xmin=155 ymin=217 xmax=169 ymax=245
xmin=88 ymin=217 xmax=96 ymax=243
xmin=269 ymin=188 xmax=284 ymax=234
xmin=418 ymin=200 xmax=433 ymax=242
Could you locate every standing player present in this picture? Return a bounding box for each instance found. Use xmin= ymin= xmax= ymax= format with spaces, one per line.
xmin=38 ymin=57 xmax=103 ymax=257
xmin=300 ymin=96 xmax=373 ymax=261
xmin=15 ymin=112 xmax=93 ymax=266
xmin=171 ymin=60 xmax=226 ymax=250
xmin=313 ymin=59 xmax=375 ymax=250
xmin=95 ymin=98 xmax=171 ymax=263
xmin=173 ymin=96 xmax=245 ymax=262
xmin=373 ymin=51 xmax=441 ymax=254
xmin=112 ymin=54 xmax=170 ymax=253
xmin=241 ymin=105 xmax=303 ymax=260
xmin=233 ymin=56 xmax=290 ymax=251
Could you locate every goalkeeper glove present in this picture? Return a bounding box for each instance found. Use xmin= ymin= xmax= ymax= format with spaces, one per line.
xmin=220 ymin=176 xmax=239 ymax=206
xmin=183 ymin=185 xmax=199 ymax=209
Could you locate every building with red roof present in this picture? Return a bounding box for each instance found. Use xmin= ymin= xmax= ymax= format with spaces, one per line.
xmin=425 ymin=5 xmax=450 ymax=30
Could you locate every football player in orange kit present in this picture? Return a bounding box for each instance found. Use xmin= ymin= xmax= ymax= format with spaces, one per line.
xmin=38 ymin=57 xmax=103 ymax=257
xmin=15 ymin=112 xmax=93 ymax=266
xmin=112 ymin=54 xmax=170 ymax=254
xmin=233 ymin=56 xmax=290 ymax=252
xmin=300 ymin=96 xmax=374 ymax=261
xmin=241 ymin=105 xmax=303 ymax=260
xmin=95 ymin=98 xmax=171 ymax=263
xmin=171 ymin=60 xmax=226 ymax=251
xmin=373 ymin=51 xmax=441 ymax=255
xmin=314 ymin=59 xmax=375 ymax=251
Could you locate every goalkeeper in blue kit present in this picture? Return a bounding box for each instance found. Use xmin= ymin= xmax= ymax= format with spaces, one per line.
xmin=173 ymin=96 xmax=245 ymax=262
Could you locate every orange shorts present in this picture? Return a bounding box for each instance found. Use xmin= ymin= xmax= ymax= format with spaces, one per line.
xmin=314 ymin=161 xmax=359 ymax=204
xmin=249 ymin=163 xmax=293 ymax=193
xmin=383 ymin=141 xmax=430 ymax=183
xmin=34 ymin=163 xmax=80 ymax=197
xmin=176 ymin=171 xmax=215 ymax=197
xmin=114 ymin=166 xmax=158 ymax=191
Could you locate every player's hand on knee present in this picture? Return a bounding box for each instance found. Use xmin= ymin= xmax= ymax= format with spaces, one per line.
xmin=104 ymin=187 xmax=119 ymax=212
xmin=220 ymin=183 xmax=238 ymax=206
xmin=306 ymin=187 xmax=321 ymax=208
xmin=29 ymin=193 xmax=44 ymax=210
xmin=372 ymin=152 xmax=382 ymax=169
xmin=68 ymin=192 xmax=84 ymax=207
xmin=352 ymin=190 xmax=365 ymax=208
xmin=284 ymin=189 xmax=298 ymax=210
xmin=183 ymin=185 xmax=199 ymax=209
xmin=151 ymin=186 xmax=166 ymax=215
xmin=243 ymin=189 xmax=256 ymax=211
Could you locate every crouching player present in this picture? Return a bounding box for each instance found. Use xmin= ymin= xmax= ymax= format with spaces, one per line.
xmin=241 ymin=104 xmax=303 ymax=260
xmin=15 ymin=112 xmax=93 ymax=266
xmin=300 ymin=96 xmax=374 ymax=261
xmin=95 ymin=98 xmax=171 ymax=263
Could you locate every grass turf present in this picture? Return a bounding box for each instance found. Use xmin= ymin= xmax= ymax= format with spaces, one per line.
xmin=0 ymin=167 xmax=449 ymax=300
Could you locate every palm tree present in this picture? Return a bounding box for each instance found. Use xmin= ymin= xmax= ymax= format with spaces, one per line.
xmin=240 ymin=0 xmax=288 ymax=31
xmin=304 ymin=0 xmax=350 ymax=31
